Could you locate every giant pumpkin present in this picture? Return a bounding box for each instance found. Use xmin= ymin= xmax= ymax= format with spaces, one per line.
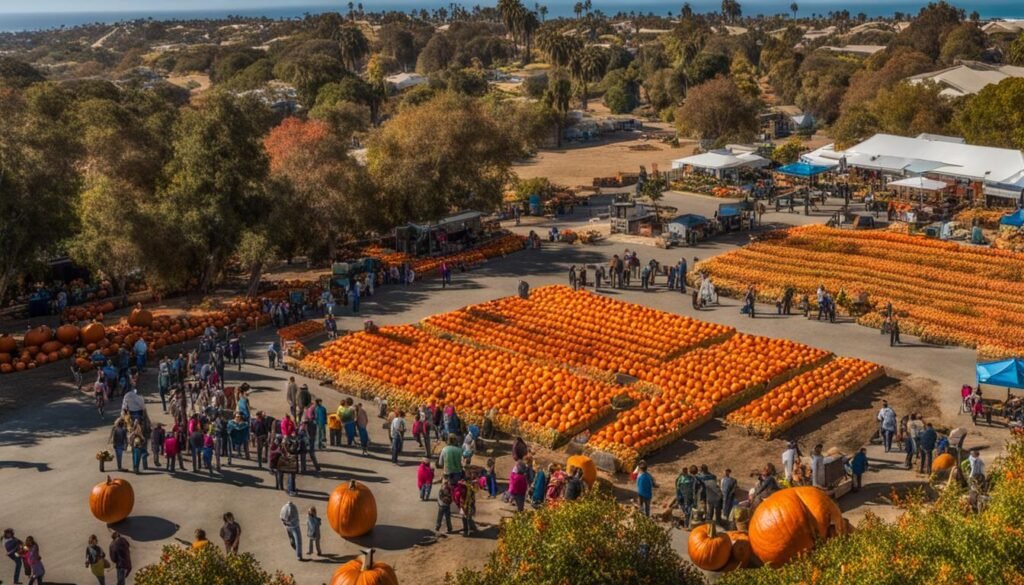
xmin=330 ymin=548 xmax=398 ymax=585
xmin=687 ymin=522 xmax=732 ymax=571
xmin=55 ymin=324 xmax=80 ymax=344
xmin=327 ymin=480 xmax=377 ymax=538
xmin=24 ymin=326 xmax=53 ymax=348
xmin=0 ymin=335 xmax=15 ymax=354
xmin=128 ymin=308 xmax=153 ymax=328
xmin=89 ymin=476 xmax=134 ymax=523
xmin=748 ymin=486 xmax=847 ymax=567
xmin=81 ymin=322 xmax=106 ymax=345
xmin=566 ymin=454 xmax=598 ymax=486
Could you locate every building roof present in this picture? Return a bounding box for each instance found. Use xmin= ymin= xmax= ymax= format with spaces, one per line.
xmin=906 ymin=61 xmax=1024 ymax=98
xmin=821 ymin=45 xmax=886 ymax=56
xmin=888 ymin=176 xmax=949 ymax=191
xmin=810 ymin=134 xmax=1024 ymax=186
xmin=982 ymin=20 xmax=1024 ymax=35
xmin=385 ymin=72 xmax=428 ymax=91
xmin=671 ymin=149 xmax=769 ymax=171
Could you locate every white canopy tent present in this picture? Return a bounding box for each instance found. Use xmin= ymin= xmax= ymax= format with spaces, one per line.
xmin=671 ymin=149 xmax=769 ymax=180
xmin=887 ymin=177 xmax=949 ymax=191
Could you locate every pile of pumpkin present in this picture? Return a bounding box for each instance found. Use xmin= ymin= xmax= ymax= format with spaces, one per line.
xmin=639 ymin=334 xmax=830 ymax=412
xmin=587 ymin=398 xmax=711 ymax=468
xmin=61 ymin=299 xmax=119 ymax=323
xmin=423 ymin=285 xmax=734 ymax=381
xmin=356 ymin=233 xmax=527 ymax=277
xmin=300 ymin=324 xmax=624 ymax=446
xmin=727 ymin=358 xmax=883 ymax=437
xmin=278 ymin=319 xmax=323 ymax=342
xmin=1 ymin=302 xmax=269 ymax=375
xmin=688 ymin=486 xmax=851 ymax=573
xmin=259 ymin=280 xmax=324 ymax=302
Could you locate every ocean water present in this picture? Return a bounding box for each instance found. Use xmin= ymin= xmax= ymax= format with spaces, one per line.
xmin=0 ymin=1 xmax=1021 ymax=32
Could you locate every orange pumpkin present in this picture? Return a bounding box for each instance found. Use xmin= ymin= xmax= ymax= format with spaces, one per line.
xmin=0 ymin=353 xmax=10 ymax=365
xmin=330 ymin=548 xmax=398 ymax=585
xmin=566 ymin=454 xmax=598 ymax=486
xmin=0 ymin=363 xmax=12 ymax=374
xmin=81 ymin=322 xmax=106 ymax=345
xmin=0 ymin=335 xmax=16 ymax=354
xmin=687 ymin=522 xmax=732 ymax=571
xmin=24 ymin=326 xmax=53 ymax=348
xmin=721 ymin=530 xmax=752 ymax=571
xmin=748 ymin=487 xmax=847 ymax=567
xmin=128 ymin=308 xmax=153 ymax=328
xmin=327 ymin=480 xmax=377 ymax=538
xmin=41 ymin=340 xmax=64 ymax=354
xmin=56 ymin=324 xmax=80 ymax=344
xmin=89 ymin=476 xmax=134 ymax=523
xmin=932 ymin=453 xmax=956 ymax=473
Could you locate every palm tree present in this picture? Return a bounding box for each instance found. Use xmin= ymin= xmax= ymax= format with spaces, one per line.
xmin=721 ymin=0 xmax=742 ymax=23
xmin=347 ymin=1 xmax=354 ymax=19
xmin=539 ymin=33 xmax=580 ymax=68
xmin=539 ymin=5 xmax=548 ymax=21
xmin=584 ymin=0 xmax=592 ymax=15
xmin=790 ymin=2 xmax=799 ymax=19
xmin=681 ymin=3 xmax=693 ymax=19
xmin=544 ymin=75 xmax=573 ymax=147
xmin=574 ymin=2 xmax=584 ymax=19
xmin=337 ymin=25 xmax=369 ymax=71
xmin=570 ymin=45 xmax=608 ymax=109
xmin=521 ymin=11 xmax=540 ymax=64
xmin=498 ymin=0 xmax=525 ymax=59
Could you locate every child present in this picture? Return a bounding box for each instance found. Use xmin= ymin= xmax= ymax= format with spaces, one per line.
xmin=458 ymin=474 xmax=478 ymax=536
xmin=435 ymin=478 xmax=453 ymax=533
xmin=484 ymin=458 xmax=498 ymax=498
xmin=327 ymin=413 xmax=342 ymax=447
xmin=412 ymin=413 xmax=424 ymax=448
xmin=417 ymin=457 xmax=435 ymax=501
xmin=202 ymin=431 xmax=215 ymax=476
xmin=306 ymin=506 xmax=322 ymax=556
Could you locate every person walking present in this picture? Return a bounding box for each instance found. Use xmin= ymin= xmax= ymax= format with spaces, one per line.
xmin=700 ymin=467 xmax=723 ymax=527
xmin=23 ymin=536 xmax=43 ymax=585
xmin=285 ymin=377 xmax=299 ymax=419
xmin=435 ymin=478 xmax=454 ymax=533
xmin=280 ymin=501 xmax=303 ymax=561
xmin=457 ymin=477 xmax=478 ymax=536
xmin=355 ymin=403 xmax=370 ymax=455
xmin=810 ymin=444 xmax=826 ymax=488
xmin=918 ymin=423 xmax=937 ymax=474
xmin=157 ymin=357 xmax=170 ymax=412
xmin=389 ymin=410 xmax=406 ymax=464
xmin=338 ymin=399 xmax=356 ymax=447
xmin=439 ymin=435 xmax=464 ymax=482
xmin=635 ymin=461 xmax=654 ymax=517
xmin=850 ymin=448 xmax=868 ymax=492
xmin=890 ymin=318 xmax=901 ymax=346
xmin=306 ymin=507 xmax=322 ymax=557
xmin=418 ymin=458 xmax=435 ymax=501
xmin=781 ymin=441 xmax=800 ymax=485
xmin=675 ymin=466 xmax=695 ymax=527
xmin=509 ymin=461 xmax=529 ymax=512
xmin=720 ymin=469 xmax=737 ymax=528
xmin=568 ymin=265 xmax=577 ymax=290
xmin=86 ymin=534 xmax=108 ymax=584
xmin=220 ymin=513 xmax=241 ymax=554
xmin=109 ymin=532 xmax=131 ymax=585
xmin=110 ymin=419 xmax=128 ymax=471
xmin=877 ymin=401 xmax=897 ymax=452
xmin=4 ymin=528 xmax=23 ymax=585
xmin=313 ymin=399 xmax=328 ymax=449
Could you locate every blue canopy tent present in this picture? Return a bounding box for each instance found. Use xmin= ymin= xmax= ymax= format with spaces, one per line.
xmin=776 ymin=162 xmax=832 ymax=178
xmin=999 ymin=209 xmax=1024 ymax=228
xmin=976 ymin=359 xmax=1024 ymax=389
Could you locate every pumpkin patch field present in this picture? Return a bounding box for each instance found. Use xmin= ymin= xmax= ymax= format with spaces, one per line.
xmin=697 ymin=225 xmax=1024 ymax=358
xmin=300 ymin=286 xmax=883 ymax=465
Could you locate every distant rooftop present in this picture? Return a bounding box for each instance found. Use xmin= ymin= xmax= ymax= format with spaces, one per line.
xmin=907 ymin=60 xmax=1024 ymax=98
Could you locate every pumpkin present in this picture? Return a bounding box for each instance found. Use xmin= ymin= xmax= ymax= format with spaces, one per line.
xmin=721 ymin=530 xmax=753 ymax=571
xmin=327 ymin=480 xmax=377 ymax=538
xmin=81 ymin=322 xmax=106 ymax=345
xmin=59 ymin=346 xmax=74 ymax=359
xmin=40 ymin=340 xmax=64 ymax=354
xmin=0 ymin=363 xmax=12 ymax=374
xmin=566 ymin=454 xmax=598 ymax=486
xmin=24 ymin=326 xmax=53 ymax=348
xmin=128 ymin=308 xmax=153 ymax=328
xmin=932 ymin=453 xmax=956 ymax=473
xmin=0 ymin=353 xmax=10 ymax=365
xmin=330 ymin=548 xmax=398 ymax=585
xmin=55 ymin=324 xmax=80 ymax=344
xmin=748 ymin=486 xmax=847 ymax=567
xmin=89 ymin=476 xmax=134 ymax=523
xmin=76 ymin=357 xmax=93 ymax=372
xmin=0 ymin=335 xmax=16 ymax=354
xmin=687 ymin=522 xmax=732 ymax=571
xmin=14 ymin=361 xmax=26 ymax=371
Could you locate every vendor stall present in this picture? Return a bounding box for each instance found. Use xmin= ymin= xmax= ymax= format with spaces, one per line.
xmin=395 ymin=211 xmax=484 ymax=256
xmin=975 ymin=358 xmax=1024 ymax=424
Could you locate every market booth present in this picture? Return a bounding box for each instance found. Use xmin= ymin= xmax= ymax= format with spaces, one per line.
xmin=975 ymin=358 xmax=1024 ymax=423
xmin=395 ymin=211 xmax=484 ymax=256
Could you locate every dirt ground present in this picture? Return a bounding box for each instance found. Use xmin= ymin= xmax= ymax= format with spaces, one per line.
xmin=166 ymin=73 xmax=211 ymax=95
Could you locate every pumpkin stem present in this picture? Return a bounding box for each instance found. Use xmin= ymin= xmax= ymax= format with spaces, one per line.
xmin=106 ymin=475 xmax=113 ymax=485
xmin=361 ymin=547 xmax=375 ymax=569
xmin=707 ymin=522 xmax=717 ymax=537
xmin=349 ymin=479 xmax=358 ymax=489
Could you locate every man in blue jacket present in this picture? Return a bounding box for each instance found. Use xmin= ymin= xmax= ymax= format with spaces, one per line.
xmin=636 ymin=461 xmax=655 ymax=517
xmin=918 ymin=423 xmax=938 ymax=474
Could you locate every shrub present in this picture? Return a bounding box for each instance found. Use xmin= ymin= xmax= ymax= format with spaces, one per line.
xmin=134 ymin=545 xmax=295 ymax=585
xmin=446 ymin=490 xmax=704 ymax=585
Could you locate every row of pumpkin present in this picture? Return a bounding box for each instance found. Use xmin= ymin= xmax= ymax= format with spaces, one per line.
xmin=0 ymin=303 xmax=270 ymax=375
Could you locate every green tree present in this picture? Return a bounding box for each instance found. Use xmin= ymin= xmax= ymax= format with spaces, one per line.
xmin=544 ymin=73 xmax=573 ymax=147
xmin=338 ymin=24 xmax=371 ymax=71
xmin=602 ymin=68 xmax=641 ymax=114
xmin=150 ymin=94 xmax=270 ymax=291
xmin=790 ymin=2 xmax=798 ymax=18
xmin=1008 ymin=32 xmax=1024 ymax=66
xmin=367 ymin=92 xmax=523 ymax=224
xmin=721 ymin=0 xmax=742 ymax=23
xmin=831 ymin=104 xmax=880 ymax=148
xmin=871 ymin=81 xmax=954 ymax=137
xmin=954 ymin=77 xmax=1024 ymax=150
xmin=417 ymin=34 xmax=456 ymax=73
xmin=0 ymin=56 xmax=44 ymax=88
xmin=840 ymin=48 xmax=934 ymax=112
xmin=676 ymin=76 xmax=759 ymax=145
xmin=447 ymin=491 xmax=703 ymax=585
xmin=939 ymin=22 xmax=986 ymax=64
xmin=0 ymin=85 xmax=81 ymax=303
xmin=894 ymin=0 xmax=965 ymax=60
xmin=135 ymin=544 xmax=294 ymax=585
xmin=771 ymin=137 xmax=807 ymax=164
xmin=570 ymin=46 xmax=609 ymax=109
xmin=729 ymin=51 xmax=760 ymax=98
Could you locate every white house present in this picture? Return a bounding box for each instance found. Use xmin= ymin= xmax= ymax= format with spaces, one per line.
xmin=906 ymin=61 xmax=1024 ymax=98
xmin=385 ymin=72 xmax=429 ymax=91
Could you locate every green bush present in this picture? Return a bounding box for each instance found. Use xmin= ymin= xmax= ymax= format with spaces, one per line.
xmin=134 ymin=545 xmax=295 ymax=585
xmin=447 ymin=491 xmax=704 ymax=585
